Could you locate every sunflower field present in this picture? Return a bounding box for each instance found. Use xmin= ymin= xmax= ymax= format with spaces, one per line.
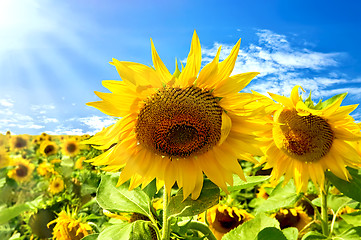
xmin=1 ymin=31 xmax=361 ymax=240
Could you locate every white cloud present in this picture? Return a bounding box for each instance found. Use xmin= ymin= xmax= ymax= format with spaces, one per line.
xmin=78 ymin=116 xmax=116 ymax=132
xmin=0 ymin=98 xmax=14 ymax=107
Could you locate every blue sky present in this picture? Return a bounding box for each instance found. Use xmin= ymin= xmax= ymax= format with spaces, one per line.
xmin=1 ymin=0 xmax=361 ymax=135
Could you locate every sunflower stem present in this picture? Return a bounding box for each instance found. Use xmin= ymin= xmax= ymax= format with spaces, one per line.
xmin=161 ymin=185 xmax=171 ymax=240
xmin=320 ymin=180 xmax=330 ymax=236
xmin=185 ymin=221 xmax=217 ymax=240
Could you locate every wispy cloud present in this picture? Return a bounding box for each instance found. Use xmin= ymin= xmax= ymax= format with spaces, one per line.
xmin=201 ymin=29 xmax=360 ymax=120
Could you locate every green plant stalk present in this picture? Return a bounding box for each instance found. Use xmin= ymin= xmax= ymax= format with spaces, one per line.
xmin=161 ymin=185 xmax=170 ymax=240
xmin=320 ymin=180 xmax=329 ymax=236
xmin=185 ymin=221 xmax=217 ymax=240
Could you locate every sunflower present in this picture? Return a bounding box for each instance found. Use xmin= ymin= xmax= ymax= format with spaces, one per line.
xmin=10 ymin=134 xmax=29 ymax=152
xmin=39 ymin=141 xmax=58 ymax=157
xmin=48 ymin=177 xmax=65 ymax=194
xmin=84 ymin=31 xmax=270 ymax=200
xmin=260 ymin=86 xmax=361 ymax=192
xmin=62 ymin=139 xmax=81 ymax=157
xmin=37 ymin=162 xmax=55 ymax=177
xmin=202 ymin=204 xmax=253 ymax=239
xmin=47 ymin=210 xmax=92 ymax=240
xmin=0 ymin=134 xmax=9 ymax=148
xmin=74 ymin=157 xmax=86 ymax=170
xmin=0 ymin=148 xmax=11 ymax=168
xmin=272 ymin=207 xmax=311 ymax=231
xmin=7 ymin=158 xmax=35 ymax=183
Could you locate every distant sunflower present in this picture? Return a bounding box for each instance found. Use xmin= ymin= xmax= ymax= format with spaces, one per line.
xmin=10 ymin=135 xmax=29 ymax=152
xmin=39 ymin=141 xmax=58 ymax=157
xmin=37 ymin=162 xmax=55 ymax=177
xmin=84 ymin=31 xmax=270 ymax=199
xmin=0 ymin=134 xmax=9 ymax=148
xmin=8 ymin=159 xmax=34 ymax=183
xmin=272 ymin=207 xmax=311 ymax=231
xmin=260 ymin=86 xmax=361 ymax=192
xmin=204 ymin=204 xmax=253 ymax=239
xmin=62 ymin=139 xmax=81 ymax=157
xmin=74 ymin=157 xmax=85 ymax=170
xmin=0 ymin=148 xmax=10 ymax=168
xmin=48 ymin=177 xmax=65 ymax=194
xmin=48 ymin=210 xmax=92 ymax=240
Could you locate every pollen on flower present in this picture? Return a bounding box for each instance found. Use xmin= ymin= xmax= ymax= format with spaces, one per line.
xmin=274 ymin=109 xmax=334 ymax=162
xmin=136 ymin=86 xmax=222 ymax=158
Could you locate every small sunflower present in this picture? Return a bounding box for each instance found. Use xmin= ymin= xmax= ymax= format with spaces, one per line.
xmin=0 ymin=134 xmax=9 ymax=148
xmin=10 ymin=134 xmax=29 ymax=152
xmin=0 ymin=148 xmax=11 ymax=168
xmin=47 ymin=210 xmax=92 ymax=240
xmin=74 ymin=157 xmax=85 ymax=170
xmin=37 ymin=162 xmax=54 ymax=177
xmin=39 ymin=141 xmax=58 ymax=157
xmin=62 ymin=139 xmax=81 ymax=157
xmin=84 ymin=31 xmax=270 ymax=199
xmin=203 ymin=204 xmax=253 ymax=239
xmin=260 ymin=86 xmax=361 ymax=192
xmin=272 ymin=207 xmax=311 ymax=231
xmin=48 ymin=177 xmax=65 ymax=194
xmin=7 ymin=158 xmax=35 ymax=183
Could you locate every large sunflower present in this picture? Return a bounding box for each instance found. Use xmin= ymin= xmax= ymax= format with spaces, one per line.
xmin=260 ymin=86 xmax=361 ymax=192
xmin=84 ymin=31 xmax=270 ymax=199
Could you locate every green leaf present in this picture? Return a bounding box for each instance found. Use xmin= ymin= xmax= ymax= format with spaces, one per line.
xmin=168 ymin=179 xmax=219 ymax=218
xmin=301 ymin=231 xmax=327 ymax=240
xmin=0 ymin=196 xmax=42 ymax=225
xmin=81 ymin=233 xmax=99 ymax=240
xmin=142 ymin=179 xmax=157 ymax=199
xmin=325 ymin=167 xmax=361 ymax=203
xmin=337 ymin=226 xmax=361 ymax=240
xmin=222 ymin=213 xmax=280 ymax=240
xmin=228 ymin=175 xmax=270 ymax=192
xmin=96 ymin=173 xmax=151 ymax=218
xmin=255 ymin=180 xmax=301 ymax=213
xmin=314 ymin=92 xmax=347 ymax=110
xmin=341 ymin=211 xmax=361 ymax=227
xmin=282 ymin=227 xmax=298 ymax=240
xmin=257 ymin=227 xmax=287 ymax=240
xmin=98 ymin=221 xmax=153 ymax=240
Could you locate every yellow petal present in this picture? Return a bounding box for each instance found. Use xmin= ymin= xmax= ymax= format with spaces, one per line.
xmin=268 ymin=92 xmax=294 ymax=109
xmin=217 ymin=38 xmax=241 ymax=81
xmin=151 ymin=38 xmax=173 ymax=82
xmin=213 ymin=72 xmax=259 ymax=96
xmin=178 ymin=30 xmax=201 ymax=87
xmin=291 ymin=85 xmax=304 ymax=106
xmin=218 ymin=111 xmax=232 ymax=146
xmin=197 ymin=46 xmax=221 ymax=88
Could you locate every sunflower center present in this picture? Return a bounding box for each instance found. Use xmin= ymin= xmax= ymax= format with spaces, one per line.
xmin=273 ymin=109 xmax=334 ymax=163
xmin=66 ymin=143 xmax=76 ymax=153
xmin=44 ymin=145 xmax=55 ymax=154
xmin=15 ymin=137 xmax=27 ymax=148
xmin=275 ymin=209 xmax=301 ymax=229
xmin=16 ymin=164 xmax=28 ymax=177
xmin=136 ymin=86 xmax=222 ymax=158
xmin=215 ymin=209 xmax=243 ymax=232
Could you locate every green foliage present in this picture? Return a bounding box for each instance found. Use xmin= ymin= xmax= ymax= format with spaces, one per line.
xmin=97 ymin=221 xmax=154 ymax=240
xmin=341 ymin=211 xmax=361 ymax=227
xmin=257 ymin=227 xmax=288 ymax=240
xmin=255 ymin=180 xmax=301 ymax=213
xmin=96 ymin=173 xmax=152 ymax=218
xmin=0 ymin=196 xmax=42 ymax=225
xmin=222 ymin=213 xmax=280 ymax=240
xmin=326 ymin=168 xmax=361 ymax=203
xmin=301 ymin=231 xmax=327 ymax=240
xmin=228 ymin=175 xmax=270 ymax=192
xmin=168 ymin=179 xmax=220 ymax=218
